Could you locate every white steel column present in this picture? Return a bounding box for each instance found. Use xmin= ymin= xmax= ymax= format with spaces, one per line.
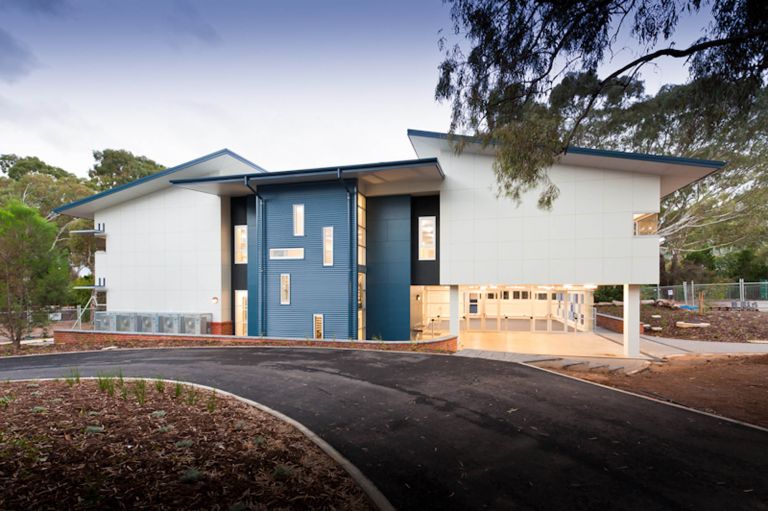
xmin=623 ymin=284 xmax=641 ymax=357
xmin=449 ymin=285 xmax=460 ymax=336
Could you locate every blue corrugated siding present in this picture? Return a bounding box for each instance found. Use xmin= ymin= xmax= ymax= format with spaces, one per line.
xmin=248 ymin=182 xmax=355 ymax=339
xmin=366 ymin=195 xmax=411 ymax=340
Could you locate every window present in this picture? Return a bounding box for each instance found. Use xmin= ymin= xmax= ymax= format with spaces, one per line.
xmin=234 ymin=290 xmax=248 ymax=336
xmin=502 ymin=291 xmax=510 ymax=300
xmin=313 ymin=314 xmax=324 ymax=339
xmin=293 ymin=204 xmax=305 ymax=236
xmin=323 ymin=226 xmax=333 ymax=266
xmin=513 ymin=290 xmax=530 ymax=300
xmin=234 ymin=225 xmax=247 ymax=264
xmin=357 ymin=272 xmax=366 ymax=340
xmin=418 ymin=216 xmax=436 ymax=261
xmin=358 ymin=193 xmax=367 ymax=266
xmin=487 ymin=292 xmax=496 ymax=300
xmin=269 ymin=248 xmax=304 ymax=260
xmin=280 ymin=274 xmax=290 ymax=305
xmin=633 ymin=213 xmax=658 ymax=236
xmin=536 ymin=293 xmax=548 ymax=300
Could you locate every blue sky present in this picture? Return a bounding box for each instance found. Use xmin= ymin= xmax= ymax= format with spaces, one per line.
xmin=0 ymin=0 xmax=706 ymax=176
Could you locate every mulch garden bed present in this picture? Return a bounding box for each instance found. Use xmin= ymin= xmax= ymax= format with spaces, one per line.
xmin=0 ymin=377 xmax=373 ymax=510
xmin=597 ymin=304 xmax=768 ymax=342
xmin=558 ymin=354 xmax=768 ymax=428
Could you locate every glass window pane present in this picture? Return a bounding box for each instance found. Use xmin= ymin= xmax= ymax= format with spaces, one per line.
xmin=280 ymin=274 xmax=290 ymax=305
xmin=313 ymin=314 xmax=323 ymax=339
xmin=269 ymin=248 xmax=304 ymax=260
xmin=234 ymin=225 xmax=247 ymax=264
xmin=633 ymin=213 xmax=658 ymax=235
xmin=323 ymin=226 xmax=333 ymax=266
xmin=418 ymin=216 xmax=436 ymax=261
xmin=235 ymin=290 xmax=248 ymax=336
xmin=293 ymin=204 xmax=304 ymax=236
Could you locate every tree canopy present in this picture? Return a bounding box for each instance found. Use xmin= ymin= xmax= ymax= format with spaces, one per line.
xmin=436 ymin=0 xmax=768 ymax=207
xmin=88 ymin=149 xmax=165 ymax=191
xmin=0 ymin=201 xmax=70 ymax=349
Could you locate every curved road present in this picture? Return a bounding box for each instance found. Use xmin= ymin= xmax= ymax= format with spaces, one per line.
xmin=1 ymin=347 xmax=766 ymax=510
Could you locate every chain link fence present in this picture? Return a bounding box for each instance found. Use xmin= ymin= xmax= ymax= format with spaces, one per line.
xmin=643 ymin=280 xmax=768 ymax=310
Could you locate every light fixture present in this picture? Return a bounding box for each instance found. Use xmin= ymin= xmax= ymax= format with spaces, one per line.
xmin=211 ymin=296 xmax=219 ymax=304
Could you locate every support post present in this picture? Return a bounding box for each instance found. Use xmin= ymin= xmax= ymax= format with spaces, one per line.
xmin=623 ymin=284 xmax=641 ymax=357
xmin=449 ymin=285 xmax=460 ymax=337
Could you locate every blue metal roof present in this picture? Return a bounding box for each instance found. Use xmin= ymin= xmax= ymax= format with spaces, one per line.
xmin=407 ymin=129 xmax=726 ymax=169
xmin=53 ymin=148 xmax=266 ymax=214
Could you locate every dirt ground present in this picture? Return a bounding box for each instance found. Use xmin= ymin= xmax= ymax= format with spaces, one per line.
xmin=559 ymin=354 xmax=768 ymax=429
xmin=0 ymin=379 xmax=372 ymax=510
xmin=598 ymin=304 xmax=768 ymax=342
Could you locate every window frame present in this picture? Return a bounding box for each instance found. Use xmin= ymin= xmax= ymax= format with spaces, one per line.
xmin=293 ymin=204 xmax=305 ymax=237
xmin=234 ymin=225 xmax=248 ymax=264
xmin=313 ymin=313 xmax=324 ymax=339
xmin=633 ymin=212 xmax=659 ymax=236
xmin=418 ymin=215 xmax=437 ymax=261
xmin=269 ymin=248 xmax=305 ymax=260
xmin=323 ymin=226 xmax=334 ymax=267
xmin=280 ymin=274 xmax=290 ymax=305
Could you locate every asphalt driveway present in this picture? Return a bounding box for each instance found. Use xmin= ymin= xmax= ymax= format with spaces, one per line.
xmin=0 ymin=347 xmax=766 ymax=510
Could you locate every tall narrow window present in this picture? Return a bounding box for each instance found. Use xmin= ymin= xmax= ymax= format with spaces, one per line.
xmin=313 ymin=314 xmax=324 ymax=339
xmin=418 ymin=216 xmax=436 ymax=261
xmin=280 ymin=274 xmax=290 ymax=305
xmin=234 ymin=225 xmax=247 ymax=264
xmin=293 ymin=204 xmax=305 ymax=236
xmin=234 ymin=290 xmax=248 ymax=336
xmin=323 ymin=226 xmax=333 ymax=266
xmin=357 ymin=193 xmax=367 ymax=266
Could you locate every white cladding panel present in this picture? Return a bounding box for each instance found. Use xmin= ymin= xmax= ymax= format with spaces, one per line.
xmin=94 ymin=186 xmax=229 ymax=321
xmin=412 ymin=138 xmax=660 ymax=285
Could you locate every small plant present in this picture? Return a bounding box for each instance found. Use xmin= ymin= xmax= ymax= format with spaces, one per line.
xmin=0 ymin=395 xmax=12 ymax=408
xmin=25 ymin=382 xmax=40 ymax=388
xmin=64 ymin=368 xmax=81 ymax=386
xmin=233 ymin=420 xmax=247 ymax=431
xmin=96 ymin=372 xmax=116 ymax=396
xmin=133 ymin=379 xmax=147 ymax=406
xmin=252 ymin=435 xmax=265 ymax=447
xmin=175 ymin=439 xmax=193 ymax=449
xmin=206 ymin=391 xmax=217 ymax=413
xmin=117 ymin=369 xmax=125 ymax=388
xmin=150 ymin=410 xmax=167 ymax=418
xmin=85 ymin=425 xmax=105 ymax=435
xmin=154 ymin=378 xmax=165 ymax=394
xmin=157 ymin=425 xmax=172 ymax=433
xmin=179 ymin=468 xmax=203 ymax=483
xmin=120 ymin=384 xmax=128 ymax=401
xmin=272 ymin=464 xmax=292 ymax=480
xmin=173 ymin=381 xmax=183 ymax=399
xmin=31 ymin=406 xmax=47 ymax=414
xmin=185 ymin=386 xmax=199 ymax=406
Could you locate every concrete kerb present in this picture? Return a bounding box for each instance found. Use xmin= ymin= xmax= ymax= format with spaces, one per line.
xmin=518 ymin=362 xmax=768 ymax=434
xmin=4 ymin=376 xmax=395 ymax=511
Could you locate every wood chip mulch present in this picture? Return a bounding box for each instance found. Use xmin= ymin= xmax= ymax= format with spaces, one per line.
xmin=0 ymin=379 xmax=373 ymax=510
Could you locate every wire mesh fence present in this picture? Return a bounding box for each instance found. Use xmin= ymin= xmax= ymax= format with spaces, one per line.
xmin=643 ymin=280 xmax=768 ymax=310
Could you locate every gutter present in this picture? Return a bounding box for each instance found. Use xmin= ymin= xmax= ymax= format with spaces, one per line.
xmin=337 ymin=169 xmax=356 ymax=339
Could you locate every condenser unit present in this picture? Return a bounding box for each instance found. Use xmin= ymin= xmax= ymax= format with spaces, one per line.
xmin=135 ymin=314 xmax=156 ymax=333
xmin=179 ymin=314 xmax=211 ymax=335
xmin=93 ymin=312 xmax=115 ymax=331
xmin=114 ymin=313 xmax=136 ymax=332
xmin=156 ymin=314 xmax=180 ymax=333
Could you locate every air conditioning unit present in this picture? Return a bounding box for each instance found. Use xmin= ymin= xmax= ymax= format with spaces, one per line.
xmin=93 ymin=312 xmax=115 ymax=331
xmin=157 ymin=314 xmax=179 ymax=333
xmin=135 ymin=314 xmax=156 ymax=333
xmin=115 ymin=313 xmax=136 ymax=332
xmin=179 ymin=314 xmax=211 ymax=335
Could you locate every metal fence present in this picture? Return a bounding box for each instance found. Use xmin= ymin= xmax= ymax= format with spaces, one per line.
xmin=643 ymin=280 xmax=768 ymax=310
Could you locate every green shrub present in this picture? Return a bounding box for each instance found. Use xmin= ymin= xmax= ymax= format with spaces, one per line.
xmin=133 ymin=379 xmax=147 ymax=406
xmin=85 ymin=425 xmax=104 ymax=435
xmin=154 ymin=378 xmax=165 ymax=393
xmin=175 ymin=439 xmax=193 ymax=449
xmin=180 ymin=468 xmax=202 ymax=483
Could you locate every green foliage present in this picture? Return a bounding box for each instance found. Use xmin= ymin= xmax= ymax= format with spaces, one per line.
xmin=593 ymin=286 xmax=623 ymax=303
xmin=206 ymin=391 xmax=217 ymax=413
xmin=272 ymin=464 xmax=292 ymax=480
xmin=173 ymin=381 xmax=183 ymax=399
xmin=88 ymin=149 xmax=164 ymax=191
xmin=0 ymin=395 xmax=13 ymax=408
xmin=179 ymin=468 xmax=202 ymax=483
xmin=133 ymin=379 xmax=147 ymax=406
xmin=31 ymin=406 xmax=47 ymax=413
xmin=150 ymin=410 xmax=166 ymax=418
xmin=175 ymin=439 xmax=193 ymax=449
xmin=85 ymin=425 xmax=105 ymax=435
xmin=96 ymin=373 xmax=116 ymax=396
xmin=154 ymin=378 xmax=165 ymax=394
xmin=185 ymin=386 xmax=199 ymax=406
xmin=717 ymin=249 xmax=768 ymax=282
xmin=0 ymin=201 xmax=71 ymax=348
xmin=65 ymin=368 xmax=81 ymax=386
xmin=0 ymin=154 xmax=72 ymax=181
xmin=437 ymin=1 xmax=768 ymax=208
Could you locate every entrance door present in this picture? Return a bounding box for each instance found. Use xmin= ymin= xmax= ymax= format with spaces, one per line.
xmin=235 ymin=290 xmax=248 ymax=336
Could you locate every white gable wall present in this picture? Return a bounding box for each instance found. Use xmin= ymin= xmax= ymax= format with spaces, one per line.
xmin=94 ymin=186 xmax=230 ymax=321
xmin=411 ymin=137 xmax=660 ymax=285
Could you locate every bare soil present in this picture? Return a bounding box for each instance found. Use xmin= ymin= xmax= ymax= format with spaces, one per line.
xmin=598 ymin=304 xmax=768 ymax=342
xmin=559 ymin=354 xmax=768 ymax=428
xmin=0 ymin=379 xmax=372 ymax=510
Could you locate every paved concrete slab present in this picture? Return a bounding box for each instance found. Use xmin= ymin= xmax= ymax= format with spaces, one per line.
xmin=459 ymin=330 xmax=629 ymax=357
xmin=0 ymin=348 xmax=766 ymax=510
